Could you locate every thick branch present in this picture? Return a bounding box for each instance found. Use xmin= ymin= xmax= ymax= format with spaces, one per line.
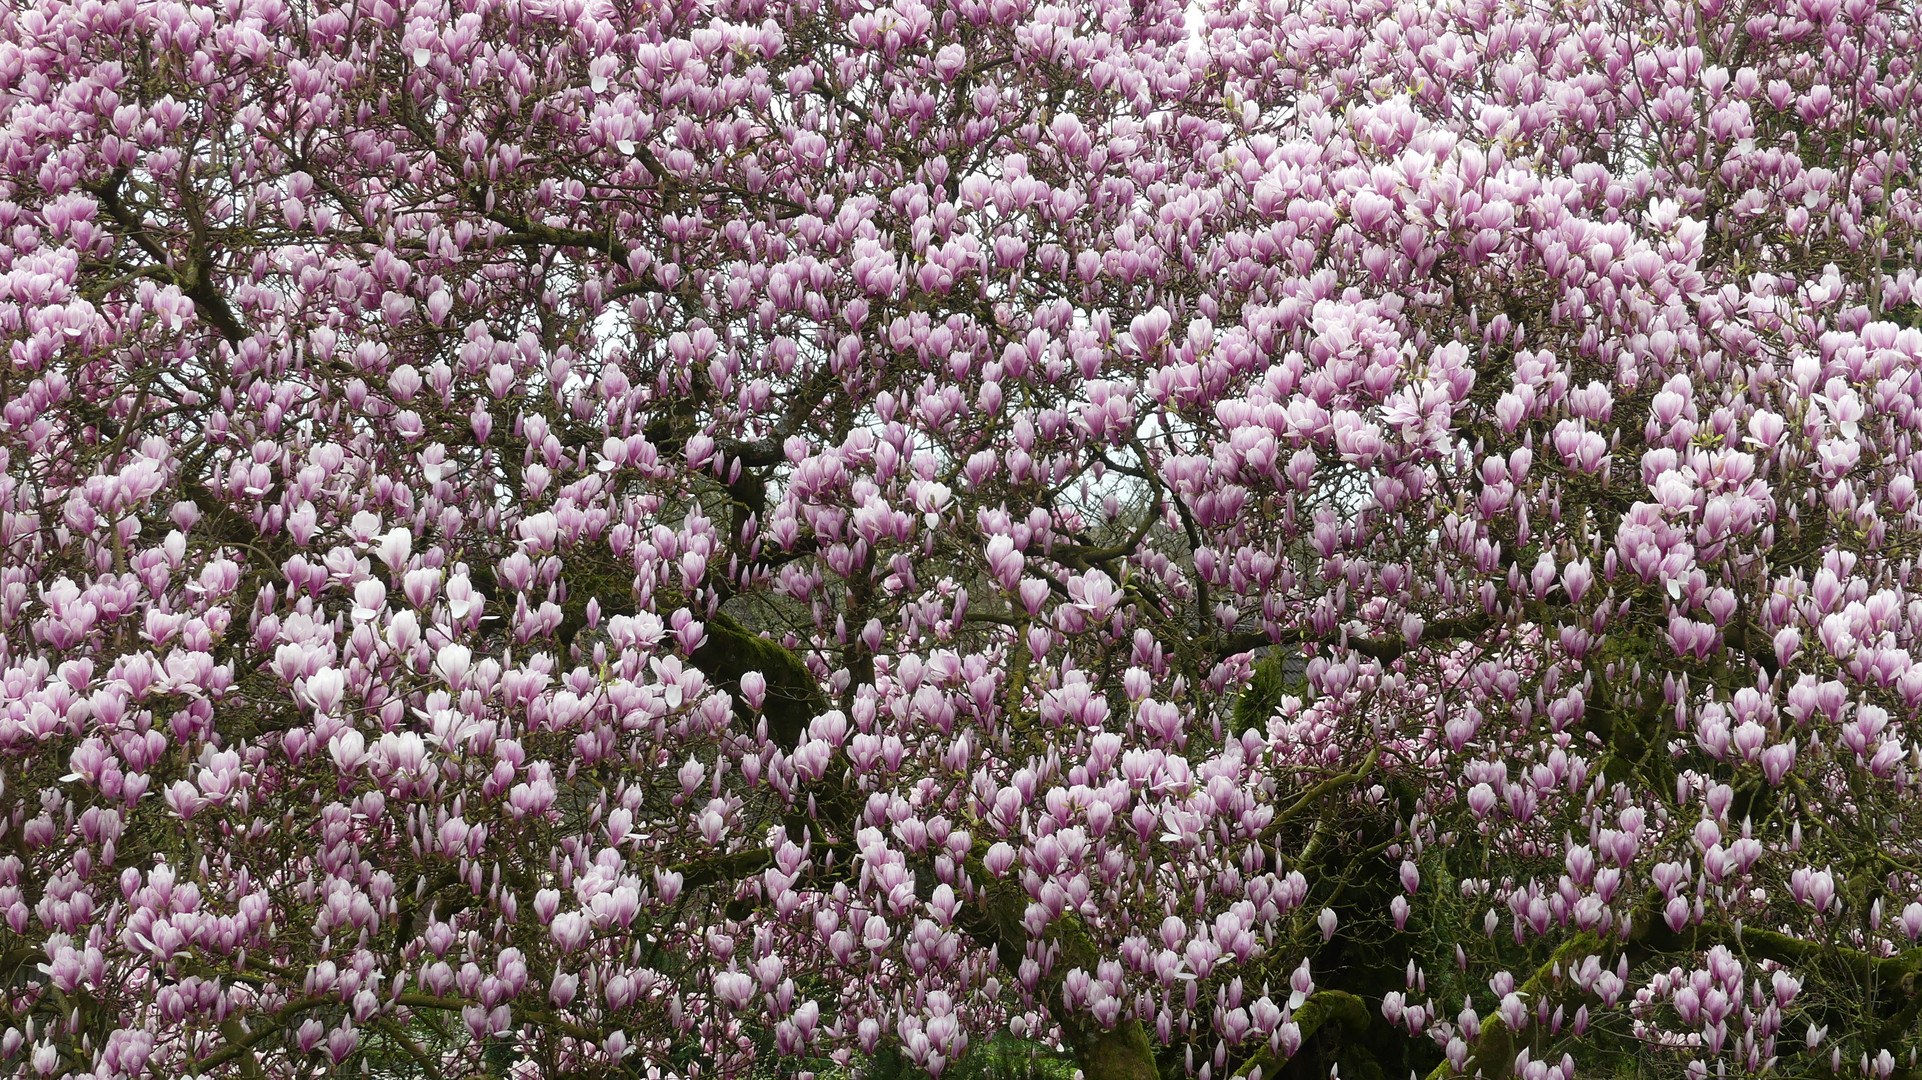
xmin=82 ymin=170 xmax=249 ymax=343
xmin=1222 ymin=613 xmax=1497 ymax=663
xmin=1262 ymin=746 xmax=1381 ymax=840
xmin=1231 ymin=990 xmax=1371 ymax=1080
xmin=688 ymin=610 xmax=827 ymax=749
xmin=668 ymin=847 xmax=774 ymax=891
xmin=190 ymin=995 xmax=334 ymax=1075
xmin=1423 ymin=932 xmax=1603 ymax=1080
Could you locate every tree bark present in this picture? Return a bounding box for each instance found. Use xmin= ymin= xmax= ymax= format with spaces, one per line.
xmin=688 ymin=609 xmax=827 ymax=748
xmin=1231 ymin=990 xmax=1372 ymax=1080
xmin=1421 ymin=933 xmax=1601 ymax=1080
xmin=1063 ymin=1017 xmax=1162 ymax=1080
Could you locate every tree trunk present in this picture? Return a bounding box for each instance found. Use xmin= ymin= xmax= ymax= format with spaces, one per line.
xmin=1231 ymin=990 xmax=1374 ymax=1080
xmin=1064 ymin=1018 xmax=1162 ymax=1080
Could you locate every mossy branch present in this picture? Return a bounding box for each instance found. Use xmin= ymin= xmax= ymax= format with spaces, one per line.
xmin=1231 ymin=990 xmax=1372 ymax=1080
xmin=1423 ymin=932 xmax=1603 ymax=1080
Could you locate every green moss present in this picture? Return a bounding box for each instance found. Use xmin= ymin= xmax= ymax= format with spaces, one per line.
xmin=690 ymin=609 xmax=827 ymax=748
xmin=1233 ymin=649 xmax=1304 ymax=731
xmin=833 ymin=1036 xmax=1080 ymax=1080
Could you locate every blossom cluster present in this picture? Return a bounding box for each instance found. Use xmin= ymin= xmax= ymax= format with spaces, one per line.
xmin=0 ymin=0 xmax=1918 ymax=1075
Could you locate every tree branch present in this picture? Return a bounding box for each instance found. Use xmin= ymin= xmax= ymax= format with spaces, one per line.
xmin=1221 ymin=612 xmax=1497 ymax=663
xmin=1424 ymin=932 xmax=1604 ymax=1080
xmin=1231 ymin=990 xmax=1372 ymax=1080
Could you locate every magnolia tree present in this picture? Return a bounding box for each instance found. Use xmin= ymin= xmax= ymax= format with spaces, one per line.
xmin=1 ymin=0 xmax=1920 ymax=1076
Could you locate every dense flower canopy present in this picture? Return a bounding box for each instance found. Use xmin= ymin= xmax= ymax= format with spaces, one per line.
xmin=0 ymin=0 xmax=1920 ymax=1076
